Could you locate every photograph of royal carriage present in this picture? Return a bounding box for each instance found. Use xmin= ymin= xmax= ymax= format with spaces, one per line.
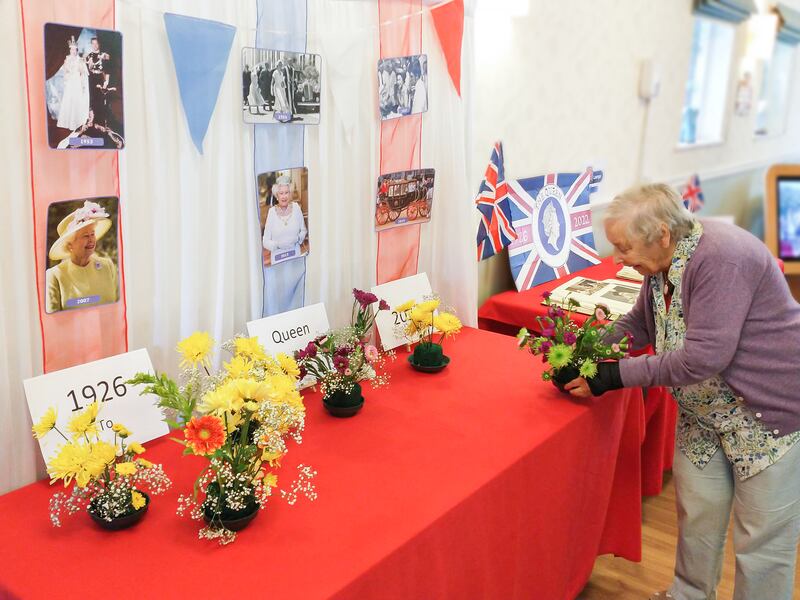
xmin=374 ymin=168 xmax=435 ymax=231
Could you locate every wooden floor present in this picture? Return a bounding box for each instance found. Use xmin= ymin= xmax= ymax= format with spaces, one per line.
xmin=577 ymin=472 xmax=800 ymax=599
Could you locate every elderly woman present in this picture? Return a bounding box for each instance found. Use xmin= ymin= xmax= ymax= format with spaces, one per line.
xmin=262 ymin=175 xmax=307 ymax=264
xmin=46 ymin=201 xmax=119 ymax=313
xmin=566 ymin=184 xmax=800 ymax=600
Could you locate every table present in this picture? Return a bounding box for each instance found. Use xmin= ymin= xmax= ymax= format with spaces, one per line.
xmin=0 ymin=328 xmax=643 ymax=600
xmin=478 ymin=258 xmax=677 ymax=496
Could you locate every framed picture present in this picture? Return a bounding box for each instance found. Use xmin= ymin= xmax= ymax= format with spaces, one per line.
xmin=257 ymin=167 xmax=310 ymax=266
xmin=378 ymin=54 xmax=428 ymax=120
xmin=374 ymin=168 xmax=435 ymax=231
xmin=45 ymin=197 xmax=120 ymax=313
xmin=44 ymin=23 xmax=124 ymax=149
xmin=242 ymin=47 xmax=321 ymax=125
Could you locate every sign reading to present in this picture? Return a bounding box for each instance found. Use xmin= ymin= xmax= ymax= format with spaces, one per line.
xmin=246 ymin=302 xmax=330 ymax=355
xmin=24 ymin=349 xmax=169 ymax=463
xmin=372 ymin=273 xmax=433 ymax=350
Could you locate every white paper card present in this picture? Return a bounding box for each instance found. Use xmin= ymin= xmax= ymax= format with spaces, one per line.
xmin=24 ymin=349 xmax=169 ymax=464
xmin=247 ymin=302 xmax=330 ymax=355
xmin=372 ymin=273 xmax=433 ymax=350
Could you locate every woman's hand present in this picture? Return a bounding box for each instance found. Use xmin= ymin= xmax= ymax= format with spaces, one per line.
xmin=565 ymin=377 xmax=592 ymax=398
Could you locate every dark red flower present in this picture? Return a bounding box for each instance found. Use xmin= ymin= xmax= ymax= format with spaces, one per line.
xmin=353 ymin=288 xmax=379 ymax=308
xmin=378 ymin=299 xmax=390 ymax=311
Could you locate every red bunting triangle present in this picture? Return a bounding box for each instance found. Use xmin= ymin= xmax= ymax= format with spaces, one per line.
xmin=430 ymin=0 xmax=464 ymax=97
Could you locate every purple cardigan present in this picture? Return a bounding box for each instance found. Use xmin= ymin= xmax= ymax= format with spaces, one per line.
xmin=613 ymin=220 xmax=800 ymax=436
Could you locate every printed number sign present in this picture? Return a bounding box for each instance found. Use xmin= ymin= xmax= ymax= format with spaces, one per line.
xmin=24 ymin=349 xmax=168 ymax=463
xmin=372 ymin=273 xmax=433 ymax=350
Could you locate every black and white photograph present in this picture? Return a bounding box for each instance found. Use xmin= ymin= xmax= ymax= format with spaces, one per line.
xmin=375 ymin=168 xmax=435 ymax=231
xmin=564 ymin=277 xmax=606 ymax=295
xmin=258 ymin=168 xmax=310 ymax=266
xmin=599 ymin=284 xmax=641 ymax=306
xmin=242 ymin=48 xmax=321 ymax=125
xmin=45 ymin=197 xmax=120 ymax=313
xmin=378 ymin=54 xmax=428 ymax=120
xmin=44 ymin=23 xmax=124 ymax=149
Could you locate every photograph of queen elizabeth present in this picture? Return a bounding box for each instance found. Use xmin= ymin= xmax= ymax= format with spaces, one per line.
xmin=258 ymin=168 xmax=309 ymax=267
xmin=44 ymin=23 xmax=124 ymax=149
xmin=45 ymin=197 xmax=120 ymax=313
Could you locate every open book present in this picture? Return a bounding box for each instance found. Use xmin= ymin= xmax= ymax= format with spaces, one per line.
xmin=547 ymin=277 xmax=642 ymax=317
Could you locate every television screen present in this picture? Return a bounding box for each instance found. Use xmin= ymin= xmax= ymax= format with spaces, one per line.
xmin=778 ymin=176 xmax=800 ymax=260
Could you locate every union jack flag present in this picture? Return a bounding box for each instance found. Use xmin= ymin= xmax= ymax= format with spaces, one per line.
xmin=476 ymin=142 xmax=517 ymax=261
xmin=507 ymin=168 xmax=602 ymax=291
xmin=682 ymin=174 xmax=704 ymax=213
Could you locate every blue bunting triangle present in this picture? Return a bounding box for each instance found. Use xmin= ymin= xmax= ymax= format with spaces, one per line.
xmin=164 ymin=13 xmax=235 ymax=154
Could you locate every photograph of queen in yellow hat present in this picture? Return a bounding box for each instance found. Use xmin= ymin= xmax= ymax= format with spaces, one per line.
xmin=45 ymin=197 xmax=119 ymax=313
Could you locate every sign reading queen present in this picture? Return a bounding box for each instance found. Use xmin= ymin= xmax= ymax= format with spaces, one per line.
xmin=507 ymin=168 xmax=602 ymax=291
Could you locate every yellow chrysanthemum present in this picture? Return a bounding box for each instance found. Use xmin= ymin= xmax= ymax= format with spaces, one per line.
xmin=234 ymin=337 xmax=267 ymax=361
xmin=84 ymin=441 xmax=116 ymax=481
xmin=131 ymin=490 xmax=146 ymax=510
xmin=276 ymin=353 xmax=300 ymax=378
xmin=261 ymin=449 xmax=283 ymax=466
xmin=410 ymin=307 xmax=433 ymax=324
xmin=263 ymin=472 xmax=278 ymax=488
xmin=234 ymin=378 xmax=270 ymax=403
xmin=177 ymin=331 xmax=214 ymax=369
xmin=47 ymin=443 xmax=88 ymax=486
xmin=128 ymin=442 xmax=146 ymax=455
xmin=433 ymin=312 xmax=462 ymax=337
xmin=224 ymin=354 xmax=254 ymax=379
xmin=262 ymin=374 xmax=304 ymax=409
xmin=416 ymin=299 xmax=440 ymax=313
xmin=393 ymin=299 xmax=416 ymax=313
xmin=67 ymin=402 xmax=100 ymax=439
xmin=136 ymin=458 xmax=153 ymax=469
xmin=116 ymin=462 xmax=137 ymax=476
xmin=32 ymin=407 xmax=57 ymax=440
xmin=224 ymin=411 xmax=243 ymax=434
xmin=199 ymin=387 xmax=236 ymax=415
xmin=112 ymin=423 xmax=131 ymax=438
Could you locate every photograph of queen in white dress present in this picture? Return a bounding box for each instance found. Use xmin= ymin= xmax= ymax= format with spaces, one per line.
xmin=56 ymin=38 xmax=90 ymax=131
xmin=262 ymin=174 xmax=308 ymax=266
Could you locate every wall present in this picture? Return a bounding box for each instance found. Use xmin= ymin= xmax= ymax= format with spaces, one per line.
xmin=473 ymin=0 xmax=800 ymax=304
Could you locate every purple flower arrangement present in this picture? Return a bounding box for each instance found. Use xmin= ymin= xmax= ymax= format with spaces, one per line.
xmin=517 ymin=291 xmax=631 ymax=385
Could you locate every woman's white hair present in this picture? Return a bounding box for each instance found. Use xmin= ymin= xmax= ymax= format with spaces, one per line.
xmin=273 ymin=175 xmax=292 ymax=195
xmin=604 ymin=183 xmax=696 ymax=244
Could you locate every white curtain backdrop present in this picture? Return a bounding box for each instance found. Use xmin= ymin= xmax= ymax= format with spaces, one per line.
xmin=0 ymin=0 xmax=476 ymax=495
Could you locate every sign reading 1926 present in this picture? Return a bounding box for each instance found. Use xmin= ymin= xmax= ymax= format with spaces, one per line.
xmin=66 ymin=376 xmax=128 ymax=412
xmin=24 ymin=349 xmax=170 ymax=464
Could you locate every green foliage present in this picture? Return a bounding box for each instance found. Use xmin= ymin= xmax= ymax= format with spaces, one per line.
xmin=127 ymin=372 xmax=194 ymax=427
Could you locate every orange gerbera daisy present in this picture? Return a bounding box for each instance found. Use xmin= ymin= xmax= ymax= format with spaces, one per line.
xmin=184 ymin=415 xmax=226 ymax=455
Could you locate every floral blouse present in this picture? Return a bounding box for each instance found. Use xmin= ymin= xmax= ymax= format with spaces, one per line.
xmin=652 ymin=222 xmax=800 ymax=480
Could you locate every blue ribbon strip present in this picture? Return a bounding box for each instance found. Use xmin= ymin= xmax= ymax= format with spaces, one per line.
xmin=256 ymin=0 xmax=308 ymax=316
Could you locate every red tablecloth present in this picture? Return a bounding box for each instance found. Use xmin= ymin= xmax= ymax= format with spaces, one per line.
xmin=478 ymin=258 xmax=676 ymax=496
xmin=0 ymin=328 xmax=643 ymax=600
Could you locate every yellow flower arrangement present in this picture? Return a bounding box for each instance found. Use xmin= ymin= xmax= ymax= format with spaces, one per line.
xmin=32 ymin=402 xmax=171 ymax=528
xmin=131 ymin=334 xmax=316 ymax=545
xmin=395 ymin=295 xmax=462 ymax=369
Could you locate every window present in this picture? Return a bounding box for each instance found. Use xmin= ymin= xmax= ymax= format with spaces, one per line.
xmin=679 ymin=17 xmax=736 ymax=146
xmin=754 ymin=42 xmax=796 ymax=136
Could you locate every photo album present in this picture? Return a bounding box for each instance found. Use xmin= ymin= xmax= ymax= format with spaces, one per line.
xmin=546 ymin=277 xmax=642 ymax=317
